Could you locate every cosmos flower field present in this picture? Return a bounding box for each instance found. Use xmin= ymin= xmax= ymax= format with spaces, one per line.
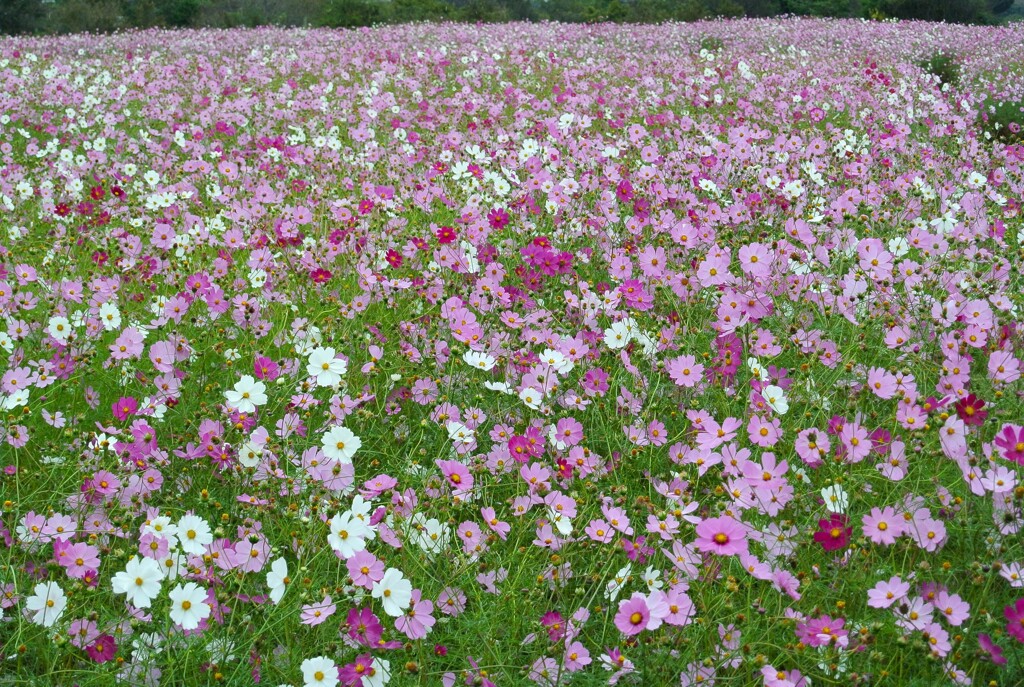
xmin=1 ymin=16 xmax=1024 ymax=687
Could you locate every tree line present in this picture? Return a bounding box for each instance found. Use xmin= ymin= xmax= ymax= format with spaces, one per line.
xmin=1 ymin=0 xmax=1018 ymax=36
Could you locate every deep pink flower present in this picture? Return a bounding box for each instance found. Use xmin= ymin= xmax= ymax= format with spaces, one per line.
xmin=345 ymin=606 xmax=383 ymax=647
xmin=111 ymin=396 xmax=138 ymax=421
xmin=85 ymin=634 xmax=117 ymax=663
xmin=978 ymin=633 xmax=1007 ymax=665
xmin=796 ymin=615 xmax=848 ymax=648
xmin=339 ymin=654 xmax=375 ymax=687
xmin=954 ymin=394 xmax=987 ymax=426
xmin=813 ymin=514 xmax=851 ymax=552
xmin=541 ymin=611 xmax=566 ymax=642
xmin=1005 ymin=597 xmax=1024 ymax=642
xmin=994 ymin=424 xmax=1024 ymax=465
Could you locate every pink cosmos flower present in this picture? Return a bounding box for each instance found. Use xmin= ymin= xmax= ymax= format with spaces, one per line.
xmin=796 ymin=615 xmax=848 ymax=648
xmin=988 ymin=350 xmax=1021 ymax=383
xmin=667 ymin=355 xmax=704 ymax=388
xmin=563 ymin=640 xmax=591 ymax=672
xmin=437 ymin=587 xmax=467 ymax=617
xmin=861 ymin=506 xmax=903 ymax=545
xmin=345 ymin=606 xmax=384 ymax=648
xmin=694 ymin=516 xmax=748 ymax=556
xmin=109 ymin=327 xmax=145 ymax=360
xmin=480 ymin=507 xmax=510 ymax=540
xmin=395 ymin=589 xmax=435 ymax=640
xmin=346 ymin=550 xmax=384 ymax=590
xmin=585 ymin=518 xmax=615 ymax=544
xmin=57 ymin=541 xmax=101 ymax=579
xmin=111 ymin=396 xmax=138 ymax=421
xmin=614 ymin=593 xmax=650 ymax=636
xmin=436 ymin=459 xmax=473 ymax=493
xmin=867 ymin=576 xmax=911 ymax=609
xmin=300 ymin=595 xmax=336 ymax=626
xmin=922 ymin=622 xmax=951 ymax=656
xmin=931 ymin=591 xmax=970 ymax=627
xmin=85 ymin=634 xmax=117 ymax=663
xmin=662 ymin=586 xmax=696 ymax=626
xmin=339 ymin=654 xmax=375 ymax=686
xmin=954 ymin=394 xmax=988 ymax=426
xmin=540 ymin=611 xmax=566 ymax=642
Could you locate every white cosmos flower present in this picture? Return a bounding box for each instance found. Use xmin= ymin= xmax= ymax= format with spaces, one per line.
xmin=143 ymin=516 xmax=179 ymax=548
xmin=176 ymin=514 xmax=213 ymax=556
xmin=238 ymin=441 xmax=263 ymax=468
xmin=111 ymin=555 xmax=163 ymax=608
xmin=371 ymin=568 xmax=412 ymax=617
xmin=406 ymin=513 xmax=450 ymax=558
xmin=47 ymin=316 xmax=72 ymax=343
xmin=462 ymin=350 xmax=496 ymax=371
xmin=761 ymin=385 xmax=789 ymax=415
xmin=446 ymin=421 xmax=475 ymax=446
xmin=328 ymin=510 xmax=372 ymax=559
xmin=747 ymin=357 xmax=769 ymax=382
xmin=549 ymin=508 xmax=573 ymax=536
xmin=887 ymin=236 xmax=910 ymax=257
xmin=25 ymin=581 xmax=66 ymax=627
xmin=365 ymin=658 xmax=391 ymax=687
xmin=519 ymin=387 xmax=543 ymax=410
xmin=604 ymin=564 xmax=632 ymax=602
xmin=266 ymin=558 xmax=290 ymax=605
xmin=540 ymin=349 xmax=573 ymax=374
xmin=301 ymin=656 xmax=339 ymax=687
xmin=603 ymin=320 xmax=632 ymax=350
xmin=98 ymin=302 xmax=122 ymax=331
xmin=321 ymin=426 xmax=361 ymax=463
xmin=307 ymin=347 xmax=347 ymax=388
xmin=224 ymin=375 xmax=267 ymax=414
xmin=483 ymin=381 xmax=513 ymax=394
xmin=168 ymin=582 xmax=211 ymax=631
xmin=821 ymin=485 xmax=849 ymax=513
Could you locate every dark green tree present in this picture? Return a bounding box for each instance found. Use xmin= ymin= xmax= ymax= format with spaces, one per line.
xmin=47 ymin=0 xmax=125 ymax=33
xmin=319 ymin=0 xmax=383 ymax=26
xmin=0 ymin=0 xmax=45 ymax=34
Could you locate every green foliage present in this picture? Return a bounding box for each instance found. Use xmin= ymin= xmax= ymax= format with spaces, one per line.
xmin=785 ymin=0 xmax=853 ymax=16
xmin=864 ymin=0 xmax=997 ymax=23
xmin=918 ymin=51 xmax=963 ymax=87
xmin=5 ymin=0 xmax=1015 ymax=34
xmin=978 ymin=97 xmax=1024 ymax=144
xmin=699 ymin=34 xmax=725 ymax=51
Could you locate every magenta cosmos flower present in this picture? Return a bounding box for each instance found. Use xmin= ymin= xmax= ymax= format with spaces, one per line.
xmin=694 ymin=516 xmax=748 ymax=556
xmin=977 ymin=633 xmax=1007 ymax=665
xmin=994 ymin=424 xmax=1024 ymax=465
xmin=813 ymin=514 xmax=852 ymax=552
xmin=1005 ymin=597 xmax=1024 ymax=642
xmin=85 ymin=635 xmax=117 ymax=663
